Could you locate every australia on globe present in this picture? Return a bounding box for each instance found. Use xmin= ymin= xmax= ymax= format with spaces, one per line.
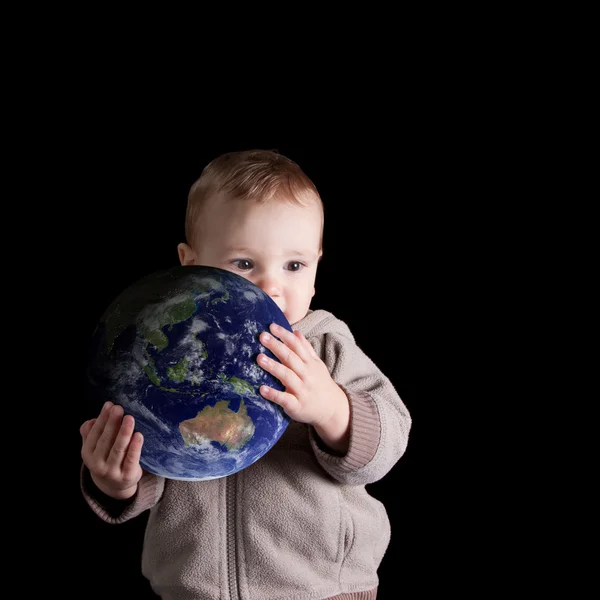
xmin=85 ymin=265 xmax=293 ymax=481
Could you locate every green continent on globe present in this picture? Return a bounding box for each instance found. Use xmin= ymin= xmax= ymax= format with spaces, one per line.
xmin=103 ymin=274 xmax=231 ymax=355
xmin=167 ymin=357 xmax=189 ymax=383
xmin=138 ymin=296 xmax=197 ymax=352
xmin=210 ymin=288 xmax=230 ymax=305
xmin=105 ymin=284 xmax=230 ymax=387
xmin=218 ymin=373 xmax=257 ymax=397
xmin=179 ymin=399 xmax=255 ymax=451
xmin=103 ymin=294 xmax=195 ymax=354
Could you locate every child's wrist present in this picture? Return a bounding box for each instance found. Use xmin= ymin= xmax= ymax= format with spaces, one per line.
xmin=313 ymin=386 xmax=351 ymax=454
xmin=90 ymin=472 xmax=138 ymax=501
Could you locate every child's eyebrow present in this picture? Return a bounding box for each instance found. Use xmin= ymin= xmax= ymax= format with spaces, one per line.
xmin=226 ymin=247 xmax=254 ymax=254
xmin=226 ymin=247 xmax=317 ymax=259
xmin=282 ymin=250 xmax=318 ymax=259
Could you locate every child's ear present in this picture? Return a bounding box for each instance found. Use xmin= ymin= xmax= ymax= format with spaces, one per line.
xmin=177 ymin=243 xmax=197 ymax=266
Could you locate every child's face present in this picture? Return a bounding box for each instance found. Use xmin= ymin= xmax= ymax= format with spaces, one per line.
xmin=181 ymin=195 xmax=322 ymax=325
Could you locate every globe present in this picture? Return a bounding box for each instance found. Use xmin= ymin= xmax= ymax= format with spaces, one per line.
xmin=85 ymin=265 xmax=293 ymax=481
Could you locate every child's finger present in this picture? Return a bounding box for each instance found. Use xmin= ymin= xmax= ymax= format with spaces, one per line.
xmin=80 ymin=419 xmax=97 ymax=441
xmin=106 ymin=414 xmax=136 ymax=468
xmin=295 ymin=330 xmax=319 ymax=359
xmin=94 ymin=404 xmax=124 ymax=461
xmin=84 ymin=402 xmax=114 ymax=453
xmin=121 ymin=431 xmax=144 ymax=480
xmin=266 ymin=324 xmax=311 ymax=365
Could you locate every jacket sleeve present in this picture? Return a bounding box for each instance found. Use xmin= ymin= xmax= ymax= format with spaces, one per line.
xmin=80 ymin=464 xmax=165 ymax=524
xmin=307 ymin=326 xmax=412 ymax=486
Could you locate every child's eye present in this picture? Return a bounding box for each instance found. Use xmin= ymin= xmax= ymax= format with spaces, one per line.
xmin=232 ymin=259 xmax=253 ymax=271
xmin=286 ymin=261 xmax=304 ymax=272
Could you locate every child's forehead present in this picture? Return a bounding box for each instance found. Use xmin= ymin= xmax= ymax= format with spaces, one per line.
xmin=193 ymin=199 xmax=321 ymax=254
xmin=190 ymin=192 xmax=323 ymax=251
xmin=204 ymin=193 xmax=321 ymax=222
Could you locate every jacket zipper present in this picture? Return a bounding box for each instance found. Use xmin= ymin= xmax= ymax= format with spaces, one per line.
xmin=227 ymin=474 xmax=240 ymax=600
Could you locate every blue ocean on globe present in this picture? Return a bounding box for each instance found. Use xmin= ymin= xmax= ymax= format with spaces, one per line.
xmin=85 ymin=265 xmax=292 ymax=481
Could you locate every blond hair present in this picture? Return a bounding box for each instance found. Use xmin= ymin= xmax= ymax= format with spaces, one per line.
xmin=184 ymin=149 xmax=324 ymax=250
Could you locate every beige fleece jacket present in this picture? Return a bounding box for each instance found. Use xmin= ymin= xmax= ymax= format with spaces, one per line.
xmin=81 ymin=309 xmax=412 ymax=600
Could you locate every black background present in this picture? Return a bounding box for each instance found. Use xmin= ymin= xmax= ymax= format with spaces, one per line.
xmin=5 ymin=26 xmax=530 ymax=597
xmin=57 ymin=137 xmax=425 ymax=599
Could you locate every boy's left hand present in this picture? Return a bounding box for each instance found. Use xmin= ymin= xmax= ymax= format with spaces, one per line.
xmin=257 ymin=323 xmax=348 ymax=428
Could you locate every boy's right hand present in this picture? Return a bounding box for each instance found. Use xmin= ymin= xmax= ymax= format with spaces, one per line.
xmin=80 ymin=401 xmax=144 ymax=500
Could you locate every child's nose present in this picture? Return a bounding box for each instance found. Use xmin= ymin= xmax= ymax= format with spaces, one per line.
xmin=255 ymin=274 xmax=281 ymax=299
